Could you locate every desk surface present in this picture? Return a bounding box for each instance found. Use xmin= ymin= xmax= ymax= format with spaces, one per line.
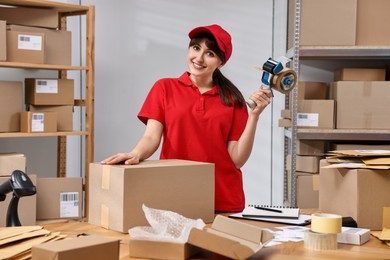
xmin=40 ymin=216 xmax=390 ymax=260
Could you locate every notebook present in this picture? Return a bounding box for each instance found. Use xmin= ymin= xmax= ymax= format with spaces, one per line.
xmin=241 ymin=205 xmax=300 ymax=219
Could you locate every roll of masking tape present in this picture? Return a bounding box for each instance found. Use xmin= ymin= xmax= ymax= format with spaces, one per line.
xmin=304 ymin=230 xmax=338 ymax=251
xmin=311 ymin=213 xmax=342 ymax=234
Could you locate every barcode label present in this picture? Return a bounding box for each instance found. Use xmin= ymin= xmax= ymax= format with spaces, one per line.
xmin=31 ymin=113 xmax=44 ymax=132
xmin=297 ymin=113 xmax=319 ymax=127
xmin=35 ymin=79 xmax=58 ymax=94
xmin=60 ymin=192 xmax=79 ymax=218
xmin=20 ymin=36 xmax=30 ymax=42
xmin=18 ymin=34 xmax=42 ymax=51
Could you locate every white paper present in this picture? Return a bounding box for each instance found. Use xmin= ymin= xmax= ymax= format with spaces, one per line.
xmin=35 ymin=79 xmax=58 ymax=94
xmin=60 ymin=192 xmax=79 ymax=218
xmin=18 ymin=34 xmax=42 ymax=51
xmin=297 ymin=113 xmax=319 ymax=127
xmin=31 ymin=113 xmax=44 ymax=132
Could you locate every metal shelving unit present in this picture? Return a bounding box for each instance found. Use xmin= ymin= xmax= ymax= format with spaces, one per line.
xmin=284 ymin=0 xmax=390 ymax=207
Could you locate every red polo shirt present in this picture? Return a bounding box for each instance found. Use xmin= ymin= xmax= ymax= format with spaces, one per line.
xmin=138 ymin=72 xmax=249 ymax=212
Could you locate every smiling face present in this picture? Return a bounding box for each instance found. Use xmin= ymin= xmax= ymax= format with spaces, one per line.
xmin=187 ymin=35 xmax=225 ymax=83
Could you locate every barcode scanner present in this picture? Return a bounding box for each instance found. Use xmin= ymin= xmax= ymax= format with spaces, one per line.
xmin=0 ymin=170 xmax=36 ymax=227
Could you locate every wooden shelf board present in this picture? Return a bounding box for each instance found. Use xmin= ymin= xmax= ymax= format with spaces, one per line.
xmin=0 ymin=62 xmax=87 ymax=70
xmin=0 ymin=0 xmax=89 ymax=13
xmin=0 ymin=131 xmax=88 ymax=138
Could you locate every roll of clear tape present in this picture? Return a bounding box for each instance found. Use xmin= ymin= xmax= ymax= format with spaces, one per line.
xmin=311 ymin=213 xmax=342 ymax=234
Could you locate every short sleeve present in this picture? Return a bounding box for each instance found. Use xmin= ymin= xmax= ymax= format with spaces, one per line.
xmin=228 ymin=104 xmax=248 ymax=141
xmin=137 ymin=79 xmax=166 ymax=125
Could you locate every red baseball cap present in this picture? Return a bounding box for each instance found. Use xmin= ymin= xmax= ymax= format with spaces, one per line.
xmin=188 ymin=24 xmax=232 ymax=63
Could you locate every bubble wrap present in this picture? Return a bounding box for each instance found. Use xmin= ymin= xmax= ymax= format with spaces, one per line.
xmin=128 ymin=204 xmax=206 ymax=243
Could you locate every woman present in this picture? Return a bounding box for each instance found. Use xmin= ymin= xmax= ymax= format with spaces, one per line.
xmin=101 ymin=24 xmax=272 ymax=213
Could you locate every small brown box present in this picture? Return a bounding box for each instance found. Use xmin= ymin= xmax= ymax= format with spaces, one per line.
xmin=297 ymin=100 xmax=335 ymax=129
xmin=32 ymin=235 xmax=120 ymax=260
xmin=20 ymin=111 xmax=57 ymax=133
xmin=334 ymin=68 xmax=386 ymax=81
xmin=36 ymin=177 xmax=83 ymax=220
xmin=25 ymin=78 xmax=74 ymax=105
xmin=0 ymin=6 xmax=58 ymax=29
xmin=8 ymin=25 xmax=71 ymax=65
xmin=0 ymin=153 xmax=26 ymax=176
xmin=29 ymin=105 xmax=73 ymax=131
xmin=297 ymin=172 xmax=319 ymax=209
xmin=6 ymin=30 xmax=45 ymax=64
xmin=0 ymin=80 xmax=23 ymax=132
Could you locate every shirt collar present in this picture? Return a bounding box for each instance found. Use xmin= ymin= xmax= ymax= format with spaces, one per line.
xmin=179 ymin=72 xmax=219 ymax=95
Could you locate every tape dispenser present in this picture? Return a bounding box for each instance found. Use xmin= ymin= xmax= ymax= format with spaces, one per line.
xmin=247 ymin=56 xmax=297 ymax=110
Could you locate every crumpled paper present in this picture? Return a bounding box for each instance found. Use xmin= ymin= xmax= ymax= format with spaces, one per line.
xmin=128 ymin=204 xmax=205 ymax=243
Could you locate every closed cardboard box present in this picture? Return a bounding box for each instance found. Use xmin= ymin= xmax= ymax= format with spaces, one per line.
xmin=331 ymin=81 xmax=390 ymax=129
xmin=319 ymin=160 xmax=390 ymax=230
xmin=0 ymin=153 xmax=26 ymax=176
xmin=334 ymin=68 xmax=386 ymax=81
xmin=296 ymin=155 xmax=321 ymax=173
xmin=297 ymin=100 xmax=335 ymax=129
xmin=356 ymin=0 xmax=390 ymax=45
xmin=297 ymin=172 xmax=319 ymax=209
xmin=8 ymin=25 xmax=71 ymax=65
xmin=25 ymin=78 xmax=74 ymax=105
xmin=20 ymin=111 xmax=57 ymax=133
xmin=29 ymin=105 xmax=73 ymax=131
xmin=0 ymin=174 xmax=37 ymax=227
xmin=331 ymin=143 xmax=390 ymax=151
xmin=0 ymin=80 xmax=23 ymax=132
xmin=297 ymin=82 xmax=328 ymax=100
xmin=88 ymin=160 xmax=215 ymax=233
xmin=300 ymin=0 xmax=357 ymax=46
xmin=129 ymin=240 xmax=200 ymax=260
xmin=32 ymin=235 xmax=120 ymax=260
xmin=0 ymin=6 xmax=58 ymax=29
xmin=296 ymin=140 xmax=325 ymax=156
xmin=0 ymin=20 xmax=5 ymax=61
xmin=36 ymin=177 xmax=83 ymax=220
xmin=6 ymin=30 xmax=45 ymax=64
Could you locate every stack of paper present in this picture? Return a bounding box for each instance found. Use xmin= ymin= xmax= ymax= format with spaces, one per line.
xmin=324 ymin=150 xmax=390 ymax=169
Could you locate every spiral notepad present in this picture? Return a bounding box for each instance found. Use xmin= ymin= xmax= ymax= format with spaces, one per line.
xmin=242 ymin=205 xmax=300 ymax=219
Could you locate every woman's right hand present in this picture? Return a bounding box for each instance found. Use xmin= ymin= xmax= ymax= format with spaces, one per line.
xmin=100 ymin=152 xmax=140 ymax=165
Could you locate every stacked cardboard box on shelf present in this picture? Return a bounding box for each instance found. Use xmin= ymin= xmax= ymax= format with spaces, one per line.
xmin=0 ymin=80 xmax=23 ymax=132
xmin=288 ymin=0 xmax=390 ymax=48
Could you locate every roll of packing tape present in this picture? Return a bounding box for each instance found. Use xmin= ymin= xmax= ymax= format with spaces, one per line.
xmin=311 ymin=213 xmax=342 ymax=234
xmin=304 ymin=231 xmax=338 ymax=251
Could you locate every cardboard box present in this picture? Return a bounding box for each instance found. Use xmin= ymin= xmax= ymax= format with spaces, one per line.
xmin=88 ymin=160 xmax=215 ymax=233
xmin=32 ymin=235 xmax=120 ymax=260
xmin=297 ymin=172 xmax=319 ymax=209
xmin=0 ymin=6 xmax=58 ymax=29
xmin=334 ymin=68 xmax=386 ymax=81
xmin=356 ymin=0 xmax=390 ymax=45
xmin=331 ymin=143 xmax=390 ymax=151
xmin=297 ymin=100 xmax=335 ymax=129
xmin=319 ymin=160 xmax=390 ymax=230
xmin=0 ymin=174 xmax=37 ymax=227
xmin=20 ymin=111 xmax=57 ymax=133
xmin=188 ymin=215 xmax=273 ymax=260
xmin=297 ymin=140 xmax=325 ymax=156
xmin=0 ymin=153 xmax=26 ymax=176
xmin=129 ymin=239 xmax=200 ymax=260
xmin=0 ymin=20 xmax=5 ymax=61
xmin=25 ymin=78 xmax=74 ymax=105
xmin=299 ymin=0 xmax=357 ymax=46
xmin=337 ymin=227 xmax=370 ymax=245
xmin=296 ymin=155 xmax=321 ymax=173
xmin=36 ymin=177 xmax=83 ymax=220
xmin=278 ymin=118 xmax=291 ymax=128
xmin=331 ymin=81 xmax=390 ymax=129
xmin=0 ymin=80 xmax=23 ymax=132
xmin=297 ymin=82 xmax=328 ymax=100
xmin=29 ymin=105 xmax=73 ymax=131
xmin=8 ymin=25 xmax=71 ymax=65
xmin=6 ymin=30 xmax=45 ymax=64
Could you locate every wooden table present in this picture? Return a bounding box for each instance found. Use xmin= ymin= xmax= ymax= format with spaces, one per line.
xmin=40 ymin=215 xmax=390 ymax=260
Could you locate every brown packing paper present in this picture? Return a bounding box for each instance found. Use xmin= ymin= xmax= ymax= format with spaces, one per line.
xmin=383 ymin=207 xmax=390 ymax=229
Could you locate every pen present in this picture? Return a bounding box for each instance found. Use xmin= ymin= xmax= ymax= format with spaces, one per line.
xmin=254 ymin=206 xmax=283 ymax=213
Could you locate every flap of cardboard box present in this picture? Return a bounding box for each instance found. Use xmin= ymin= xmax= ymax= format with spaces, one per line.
xmin=188 ymin=215 xmax=273 ymax=260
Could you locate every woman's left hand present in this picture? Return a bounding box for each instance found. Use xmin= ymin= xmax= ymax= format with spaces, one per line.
xmin=248 ymin=85 xmax=273 ymax=114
